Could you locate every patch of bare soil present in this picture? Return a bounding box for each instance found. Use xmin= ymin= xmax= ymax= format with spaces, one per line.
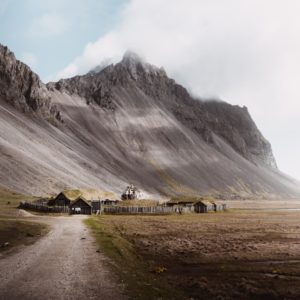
xmin=100 ymin=210 xmax=300 ymax=299
xmin=0 ymin=218 xmax=48 ymax=256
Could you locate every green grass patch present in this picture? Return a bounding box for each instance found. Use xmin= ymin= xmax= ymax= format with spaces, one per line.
xmin=85 ymin=216 xmax=183 ymax=300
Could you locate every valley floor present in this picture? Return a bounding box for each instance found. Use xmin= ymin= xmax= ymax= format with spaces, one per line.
xmin=1 ymin=201 xmax=300 ymax=299
xmin=87 ymin=204 xmax=300 ymax=300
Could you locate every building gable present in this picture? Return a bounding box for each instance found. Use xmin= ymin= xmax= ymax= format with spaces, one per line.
xmin=70 ymin=197 xmax=91 ymax=208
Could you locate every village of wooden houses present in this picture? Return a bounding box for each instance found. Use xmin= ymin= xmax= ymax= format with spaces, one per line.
xmin=19 ymin=184 xmax=227 ymax=215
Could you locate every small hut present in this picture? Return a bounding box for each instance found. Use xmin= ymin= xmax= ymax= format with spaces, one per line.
xmin=167 ymin=197 xmax=196 ymax=213
xmin=69 ymin=197 xmax=92 ymax=215
xmin=194 ymin=200 xmax=214 ymax=213
xmin=167 ymin=196 xmax=222 ymax=213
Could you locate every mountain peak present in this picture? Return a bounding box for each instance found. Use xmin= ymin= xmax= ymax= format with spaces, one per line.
xmin=122 ymin=50 xmax=143 ymax=64
xmin=120 ymin=51 xmax=145 ymax=80
xmin=119 ymin=50 xmax=166 ymax=80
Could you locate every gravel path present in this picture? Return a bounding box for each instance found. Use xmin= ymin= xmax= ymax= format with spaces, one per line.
xmin=0 ymin=215 xmax=127 ymax=300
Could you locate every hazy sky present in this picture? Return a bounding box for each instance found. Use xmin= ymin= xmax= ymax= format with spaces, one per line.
xmin=1 ymin=0 xmax=300 ymax=180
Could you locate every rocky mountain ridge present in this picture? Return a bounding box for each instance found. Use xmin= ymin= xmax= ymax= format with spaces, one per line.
xmin=0 ymin=44 xmax=62 ymax=123
xmin=49 ymin=51 xmax=276 ymax=169
xmin=0 ymin=45 xmax=298 ymax=198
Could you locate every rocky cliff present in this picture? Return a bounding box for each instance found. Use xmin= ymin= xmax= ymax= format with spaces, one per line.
xmin=0 ymin=46 xmax=299 ymax=198
xmin=0 ymin=44 xmax=62 ymax=123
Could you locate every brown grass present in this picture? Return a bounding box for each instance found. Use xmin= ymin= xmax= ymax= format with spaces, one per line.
xmin=118 ymin=199 xmax=159 ymax=207
xmin=86 ymin=216 xmax=183 ymax=300
xmin=88 ymin=209 xmax=300 ymax=299
xmin=0 ymin=188 xmax=37 ymax=217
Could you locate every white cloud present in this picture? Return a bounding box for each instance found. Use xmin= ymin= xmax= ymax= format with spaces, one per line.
xmin=20 ymin=52 xmax=38 ymax=68
xmin=56 ymin=32 xmax=123 ymax=79
xmin=28 ymin=13 xmax=70 ymax=38
xmin=55 ymin=0 xmax=300 ymax=179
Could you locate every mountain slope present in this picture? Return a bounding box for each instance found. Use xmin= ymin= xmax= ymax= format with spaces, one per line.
xmin=0 ymin=46 xmax=299 ymax=198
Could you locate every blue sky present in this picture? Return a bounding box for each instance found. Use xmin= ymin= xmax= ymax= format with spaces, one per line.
xmin=1 ymin=0 xmax=300 ymax=180
xmin=0 ymin=0 xmax=128 ymax=80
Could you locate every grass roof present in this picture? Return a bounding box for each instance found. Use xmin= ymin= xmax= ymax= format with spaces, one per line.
xmin=118 ymin=200 xmax=159 ymax=207
xmin=60 ymin=189 xmax=118 ymax=201
xmin=168 ymin=195 xmax=216 ymax=204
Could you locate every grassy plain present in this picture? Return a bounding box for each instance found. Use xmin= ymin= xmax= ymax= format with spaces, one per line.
xmin=87 ymin=205 xmax=300 ymax=300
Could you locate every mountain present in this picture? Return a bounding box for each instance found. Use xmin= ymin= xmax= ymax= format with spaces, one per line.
xmin=0 ymin=45 xmax=299 ymax=198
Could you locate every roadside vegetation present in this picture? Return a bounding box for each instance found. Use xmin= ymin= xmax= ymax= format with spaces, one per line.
xmin=0 ymin=188 xmax=48 ymax=255
xmin=85 ymin=215 xmax=183 ymax=300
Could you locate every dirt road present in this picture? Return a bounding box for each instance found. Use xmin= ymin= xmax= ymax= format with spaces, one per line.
xmin=0 ymin=215 xmax=127 ymax=300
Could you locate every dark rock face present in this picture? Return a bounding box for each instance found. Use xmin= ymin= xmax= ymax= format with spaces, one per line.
xmin=0 ymin=44 xmax=62 ymax=123
xmin=202 ymin=101 xmax=277 ymax=168
xmin=47 ymin=66 xmax=117 ymax=110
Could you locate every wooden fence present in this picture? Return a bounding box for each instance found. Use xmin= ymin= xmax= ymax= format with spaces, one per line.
xmin=19 ymin=202 xmax=175 ymax=215
xmin=19 ymin=202 xmax=70 ymax=213
xmin=104 ymin=206 xmax=174 ymax=215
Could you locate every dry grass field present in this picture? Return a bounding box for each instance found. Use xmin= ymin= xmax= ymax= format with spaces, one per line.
xmin=87 ymin=205 xmax=300 ymax=299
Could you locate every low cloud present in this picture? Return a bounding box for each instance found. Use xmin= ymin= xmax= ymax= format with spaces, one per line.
xmin=56 ymin=32 xmax=123 ymax=79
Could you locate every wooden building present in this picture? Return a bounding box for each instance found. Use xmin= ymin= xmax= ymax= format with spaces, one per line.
xmin=48 ymin=192 xmax=71 ymax=206
xmin=167 ymin=197 xmax=226 ymax=214
xmin=194 ymin=200 xmax=214 ymax=213
xmin=70 ymin=197 xmax=92 ymax=215
xmin=167 ymin=199 xmax=196 ymax=213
